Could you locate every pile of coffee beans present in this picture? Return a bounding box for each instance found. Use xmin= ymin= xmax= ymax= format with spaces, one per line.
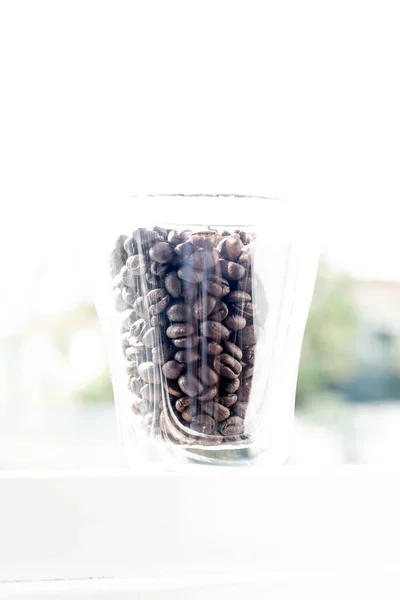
xmin=109 ymin=226 xmax=257 ymax=446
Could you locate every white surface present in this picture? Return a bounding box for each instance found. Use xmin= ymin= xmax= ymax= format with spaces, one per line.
xmin=1 ymin=468 xmax=400 ymax=586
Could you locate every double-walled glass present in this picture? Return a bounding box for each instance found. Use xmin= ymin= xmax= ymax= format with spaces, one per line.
xmin=96 ymin=195 xmax=318 ymax=466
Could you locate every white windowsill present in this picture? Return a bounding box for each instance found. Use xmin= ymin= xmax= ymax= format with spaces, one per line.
xmin=1 ymin=467 xmax=400 ymax=597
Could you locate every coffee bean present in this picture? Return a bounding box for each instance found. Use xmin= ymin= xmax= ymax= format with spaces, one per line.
xmin=109 ymin=248 xmax=125 ymax=278
xmin=220 ymin=416 xmax=244 ymax=436
xmin=128 ymin=340 xmax=145 ymax=356
xmin=133 ymin=297 xmax=146 ymax=319
xmin=121 ymin=287 xmax=135 ymax=307
xmin=174 ymin=348 xmax=200 ymax=363
xmin=144 ymin=288 xmax=170 ymax=315
xmin=242 ymin=345 xmax=256 ymax=365
xmin=238 ymin=278 xmax=253 ymax=294
xmin=153 ymin=226 xmax=168 ymax=239
xmin=151 ymin=261 xmax=169 ymax=276
xmin=182 ymin=404 xmax=198 ymax=423
xmin=223 ymin=314 xmax=247 ymax=330
xmin=114 ymin=288 xmax=128 ymax=312
xmin=125 ymin=346 xmax=139 ymax=361
xmin=181 ymin=284 xmax=199 ymax=301
xmin=175 ymin=397 xmax=194 ymax=412
xmin=142 ymin=327 xmax=160 ymax=348
xmin=178 ymin=373 xmax=203 ymax=396
xmin=162 ymin=360 xmax=185 ymax=379
xmin=205 ymin=341 xmax=223 ymax=355
xmin=150 ymin=314 xmax=168 ymax=328
xmin=123 ymin=236 xmax=137 ymax=256
xmin=126 ymin=254 xmax=147 ymax=276
xmin=120 ymin=265 xmax=136 ymax=287
xmin=219 ymin=260 xmax=246 ymax=281
xmin=225 ymin=291 xmax=252 ymax=304
xmin=239 ymin=378 xmax=252 ymax=401
xmin=166 ymin=303 xmax=192 ymax=322
xmin=232 ymin=401 xmax=248 ymax=419
xmin=235 ymin=230 xmax=251 ymax=246
xmin=223 ymin=341 xmax=243 ymax=361
xmin=241 ymin=325 xmax=258 ymax=345
xmin=152 ymin=345 xmax=174 ymax=364
xmin=197 ymin=386 xmax=218 ymax=401
xmin=200 ymin=321 xmax=230 ymax=341
xmin=140 ymin=384 xmax=162 ymax=403
xmin=242 ymin=366 xmax=254 ymax=379
xmin=164 ymin=379 xmax=183 ymax=398
xmin=172 ymin=335 xmax=199 ymax=348
xmin=149 ymin=241 xmax=174 ymax=264
xmin=138 ymin=361 xmax=161 ymax=384
xmin=217 ymin=233 xmax=243 ymax=261
xmin=201 ymin=401 xmax=230 ymax=422
xmin=190 ymin=414 xmax=216 ymax=434
xmin=208 ymin=301 xmax=229 ymax=322
xmin=221 ymin=378 xmax=240 ymax=394
xmin=198 ymin=365 xmax=219 ymax=387
xmin=128 ymin=376 xmax=142 ymax=395
xmin=178 ymin=266 xmax=203 ymax=283
xmin=129 ymin=318 xmax=147 ymax=340
xmin=193 ymin=295 xmax=217 ymax=319
xmin=190 ymin=231 xmax=220 ymax=249
xmin=168 ymin=230 xmax=190 ymax=246
xmin=213 ymin=353 xmax=242 ymax=379
xmin=238 ymin=244 xmax=253 ymax=268
xmin=219 ymin=394 xmax=238 ymax=407
xmin=164 ymin=271 xmax=182 ymax=298
xmin=175 ymin=240 xmax=195 ymax=257
xmin=189 ymin=248 xmax=219 ymax=269
xmin=132 ymin=228 xmax=161 ymax=246
xmin=126 ymin=361 xmax=139 ymax=376
xmin=166 ymin=323 xmax=195 ymax=339
xmin=203 ymin=275 xmax=230 ymax=298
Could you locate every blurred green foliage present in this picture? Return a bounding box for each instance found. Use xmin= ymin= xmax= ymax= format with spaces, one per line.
xmin=296 ymin=259 xmax=359 ymax=406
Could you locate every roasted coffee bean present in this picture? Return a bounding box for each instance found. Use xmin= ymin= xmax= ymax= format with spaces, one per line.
xmin=230 ymin=302 xmax=254 ymax=321
xmin=182 ymin=404 xmax=198 ymax=423
xmin=164 ymin=379 xmax=183 ymax=398
xmin=128 ymin=376 xmax=142 ymax=395
xmin=150 ymin=241 xmax=174 ymax=264
xmin=132 ymin=228 xmax=161 ymax=246
xmin=197 ymin=386 xmax=218 ymax=401
xmin=125 ymin=346 xmax=139 ymax=361
xmin=193 ymin=295 xmax=217 ymax=319
xmin=205 ymin=341 xmax=223 ymax=355
xmin=178 ymin=373 xmax=203 ymax=396
xmin=217 ymin=233 xmax=243 ymax=261
xmin=151 ymin=261 xmax=168 ymax=276
xmin=138 ymin=361 xmax=161 ymax=384
xmin=128 ymin=340 xmax=145 ymax=356
xmin=126 ymin=361 xmax=139 ymax=376
xmin=129 ymin=318 xmax=147 ymax=340
xmin=150 ymin=314 xmax=168 ymax=328
xmin=213 ymin=353 xmax=242 ymax=379
xmin=164 ymin=271 xmax=182 ymax=298
xmin=223 ymin=314 xmax=247 ymax=330
xmin=239 ymin=378 xmax=252 ymax=401
xmin=222 ymin=377 xmax=240 ymax=394
xmin=219 ymin=259 xmax=246 ymax=281
xmin=109 ymin=248 xmax=125 ymax=278
xmin=120 ymin=265 xmax=136 ymax=287
xmin=177 ymin=266 xmax=203 ymax=283
xmin=172 ymin=335 xmax=199 ymax=348
xmin=175 ymin=240 xmax=195 ymax=257
xmin=203 ymin=275 xmax=230 ymax=298
xmin=166 ymin=323 xmax=195 ymax=339
xmin=126 ymin=254 xmax=147 ymax=276
xmin=121 ymin=287 xmax=135 ymax=307
xmin=238 ymin=278 xmax=253 ymax=294
xmin=145 ymin=273 xmax=160 ymax=288
xmin=188 ymin=248 xmax=219 ymax=269
xmin=121 ymin=330 xmax=131 ymax=350
xmin=174 ymin=348 xmax=200 ymax=363
xmin=225 ymin=290 xmax=252 ymax=304
xmin=220 ymin=416 xmax=244 ymax=436
xmin=140 ymin=384 xmax=162 ymax=403
xmin=168 ymin=229 xmax=190 ymax=246
xmin=153 ymin=226 xmax=168 ymax=239
xmin=162 ymin=360 xmax=185 ymax=379
xmin=242 ymin=345 xmax=256 ymax=365
xmin=242 ymin=366 xmax=254 ymax=379
xmin=190 ymin=231 xmax=220 ymax=249
xmin=190 ymin=414 xmax=216 ymax=434
xmin=123 ymin=236 xmax=137 ymax=256
xmin=200 ymin=321 xmax=230 ymax=341
xmin=232 ymin=401 xmax=248 ymax=419
xmin=152 ymin=345 xmax=174 ymax=364
xmin=133 ymin=297 xmax=146 ymax=319
xmin=219 ymin=394 xmax=238 ymax=407
xmin=223 ymin=341 xmax=243 ymax=361
xmin=238 ymin=244 xmax=253 ymax=268
xmin=198 ymin=365 xmax=219 ymax=387
xmin=234 ymin=229 xmax=251 ymax=246
xmin=121 ymin=309 xmax=137 ymax=331
xmin=241 ymin=325 xmax=258 ymax=345
xmin=166 ymin=303 xmax=192 ymax=322
xmin=202 ymin=401 xmax=230 ymax=422
xmin=175 ymin=397 xmax=194 ymax=412
xmin=142 ymin=327 xmax=160 ymax=348
xmin=181 ymin=284 xmax=199 ymax=301
xmin=208 ymin=301 xmax=229 ymax=322
xmin=144 ymin=289 xmax=170 ymax=315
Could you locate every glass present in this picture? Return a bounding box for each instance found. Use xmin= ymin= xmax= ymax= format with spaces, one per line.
xmin=96 ymin=195 xmax=318 ymax=466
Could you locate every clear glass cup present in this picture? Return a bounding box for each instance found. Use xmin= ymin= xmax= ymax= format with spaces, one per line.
xmin=96 ymin=195 xmax=318 ymax=467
